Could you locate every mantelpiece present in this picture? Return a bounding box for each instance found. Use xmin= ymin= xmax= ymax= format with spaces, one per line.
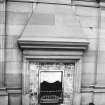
xmin=18 ymin=37 xmax=88 ymax=59
xmin=18 ymin=37 xmax=88 ymax=51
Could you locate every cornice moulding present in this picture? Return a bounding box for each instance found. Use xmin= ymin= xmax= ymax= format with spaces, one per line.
xmin=18 ymin=38 xmax=89 ymax=51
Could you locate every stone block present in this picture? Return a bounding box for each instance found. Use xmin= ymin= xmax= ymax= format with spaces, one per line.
xmin=82 ymin=27 xmax=96 ymax=38
xmin=6 ymin=49 xmax=21 ymax=62
xmin=7 ymin=1 xmax=33 ymax=13
xmin=8 ymin=93 xmax=22 ymax=105
xmin=82 ymin=63 xmax=95 ymax=73
xmin=0 ymin=35 xmax=4 ymax=49
xmin=81 ymin=93 xmax=93 ymax=105
xmin=97 ymin=51 xmax=105 ymax=63
xmin=6 ymin=2 xmax=32 ymax=36
xmin=6 ymin=36 xmax=18 ymax=48
xmin=101 ymin=10 xmax=105 ymax=29
xmin=34 ymin=3 xmax=54 ymax=14
xmin=6 ymin=62 xmax=21 ymax=74
xmin=79 ymin=16 xmax=97 ymax=28
xmin=6 ymin=62 xmax=22 ymax=88
xmin=83 ymin=51 xmax=96 ymax=63
xmin=0 ymin=88 xmax=8 ymax=105
xmin=96 ymin=63 xmax=105 ymax=85
xmin=0 ymin=5 xmax=5 ymax=35
xmin=94 ymin=93 xmax=105 ymax=105
xmin=6 ymin=11 xmax=31 ymax=25
xmin=6 ymin=73 xmax=22 ymax=88
xmin=101 ymin=18 xmax=105 ymax=29
xmin=81 ymin=62 xmax=95 ymax=86
xmin=0 ymin=24 xmax=5 ymax=35
xmin=81 ymin=72 xmax=95 ymax=86
xmin=88 ymin=38 xmax=97 ymax=50
xmin=0 ymin=95 xmax=8 ymax=105
xmin=0 ymin=49 xmax=4 ymax=61
xmin=0 ymin=11 xmax=5 ymax=24
xmin=73 ymin=93 xmax=81 ymax=105
xmin=99 ymin=38 xmax=105 ymax=50
xmin=0 ymin=3 xmax=5 ymax=11
xmin=22 ymin=94 xmax=30 ymax=105
xmin=6 ymin=25 xmax=25 ymax=36
xmin=75 ymin=6 xmax=97 ymax=17
xmin=28 ymin=13 xmax=55 ymax=25
xmin=0 ymin=62 xmax=4 ymax=87
xmin=100 ymin=29 xmax=105 ymax=38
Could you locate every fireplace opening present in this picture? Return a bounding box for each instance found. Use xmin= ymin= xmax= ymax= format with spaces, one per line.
xmin=39 ymin=71 xmax=63 ymax=104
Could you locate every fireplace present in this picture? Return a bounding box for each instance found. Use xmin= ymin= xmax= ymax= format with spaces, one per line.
xmin=18 ymin=38 xmax=88 ymax=105
xmin=39 ymin=71 xmax=63 ymax=104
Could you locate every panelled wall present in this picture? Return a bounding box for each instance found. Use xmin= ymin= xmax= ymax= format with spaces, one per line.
xmin=0 ymin=0 xmax=105 ymax=105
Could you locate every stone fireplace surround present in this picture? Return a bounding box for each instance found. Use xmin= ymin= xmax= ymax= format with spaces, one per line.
xmin=18 ymin=38 xmax=89 ymax=105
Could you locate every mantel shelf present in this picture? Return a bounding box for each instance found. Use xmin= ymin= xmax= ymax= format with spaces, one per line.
xmin=18 ymin=38 xmax=89 ymax=51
